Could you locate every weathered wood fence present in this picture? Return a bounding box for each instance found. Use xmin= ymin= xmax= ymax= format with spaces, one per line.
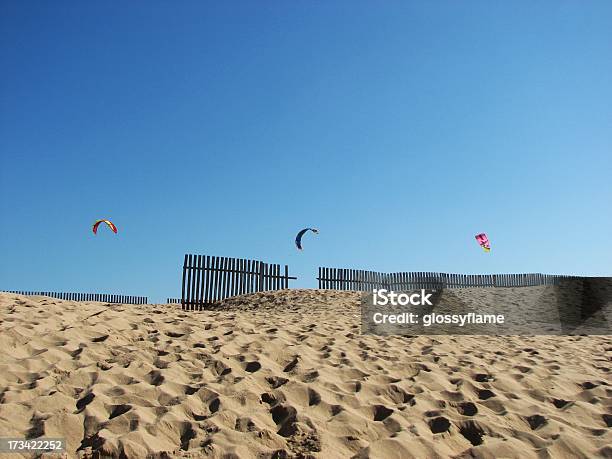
xmin=1 ymin=290 xmax=147 ymax=304
xmin=317 ymin=268 xmax=576 ymax=290
xmin=182 ymin=254 xmax=297 ymax=310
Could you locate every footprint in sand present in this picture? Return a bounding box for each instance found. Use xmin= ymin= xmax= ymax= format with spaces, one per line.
xmin=455 ymin=401 xmax=478 ymax=416
xmin=551 ymin=398 xmax=573 ymax=409
xmin=308 ymin=388 xmax=321 ymax=406
xmin=525 ymin=414 xmax=547 ymax=430
xmin=428 ymin=416 xmax=451 ymax=433
xmin=109 ymin=404 xmax=132 ymax=420
xmin=243 ymin=361 xmax=261 ymax=373
xmin=234 ymin=417 xmax=257 ymax=432
xmin=283 ymin=357 xmax=299 ymax=373
xmin=146 ymin=370 xmax=165 ymax=386
xmin=91 ymin=334 xmax=109 ymax=343
xmin=477 ymin=389 xmax=496 ymax=400
xmin=270 ymin=404 xmax=298 ymax=437
xmin=76 ymin=392 xmax=95 ymax=412
xmin=266 ymin=376 xmax=288 ymax=389
xmin=301 ymin=370 xmax=319 ymax=383
xmin=184 ymin=385 xmax=199 ymax=395
xmin=372 ymin=404 xmax=394 ymax=422
xmin=458 ymin=420 xmax=485 ymax=445
xmin=473 ymin=373 xmax=493 ymax=382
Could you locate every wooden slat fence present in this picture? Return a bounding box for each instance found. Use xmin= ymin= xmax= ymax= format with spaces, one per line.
xmin=317 ymin=268 xmax=577 ymax=290
xmin=1 ymin=290 xmax=147 ymax=304
xmin=182 ymin=254 xmax=297 ymax=310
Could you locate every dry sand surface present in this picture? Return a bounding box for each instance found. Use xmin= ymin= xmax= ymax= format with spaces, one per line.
xmin=0 ymin=290 xmax=610 ymax=458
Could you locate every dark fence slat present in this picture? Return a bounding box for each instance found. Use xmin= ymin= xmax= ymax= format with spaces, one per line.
xmin=229 ymin=258 xmax=236 ymax=298
xmin=221 ymin=257 xmax=229 ymax=301
xmin=185 ymin=254 xmax=193 ymax=309
xmin=196 ymin=257 xmax=204 ymax=308
xmin=200 ymin=255 xmax=208 ymax=307
xmin=247 ymin=259 xmax=253 ymax=294
xmin=203 ymin=256 xmax=211 ymax=305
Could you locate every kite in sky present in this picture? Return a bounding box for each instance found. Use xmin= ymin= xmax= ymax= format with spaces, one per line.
xmin=295 ymin=227 xmax=319 ymax=250
xmin=475 ymin=233 xmax=490 ymax=252
xmin=93 ymin=219 xmax=118 ymax=235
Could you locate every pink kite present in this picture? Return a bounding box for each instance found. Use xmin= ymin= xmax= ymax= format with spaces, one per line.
xmin=475 ymin=233 xmax=490 ymax=252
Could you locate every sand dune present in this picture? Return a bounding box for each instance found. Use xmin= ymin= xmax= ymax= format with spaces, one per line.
xmin=0 ymin=290 xmax=610 ymax=458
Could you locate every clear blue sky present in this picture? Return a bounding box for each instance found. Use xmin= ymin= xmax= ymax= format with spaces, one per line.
xmin=1 ymin=2 xmax=611 ymax=303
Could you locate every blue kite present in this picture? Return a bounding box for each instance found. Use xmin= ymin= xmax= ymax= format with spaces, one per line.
xmin=295 ymin=228 xmax=319 ymax=250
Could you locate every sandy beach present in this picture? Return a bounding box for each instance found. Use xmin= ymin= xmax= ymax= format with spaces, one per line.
xmin=0 ymin=290 xmax=610 ymax=458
